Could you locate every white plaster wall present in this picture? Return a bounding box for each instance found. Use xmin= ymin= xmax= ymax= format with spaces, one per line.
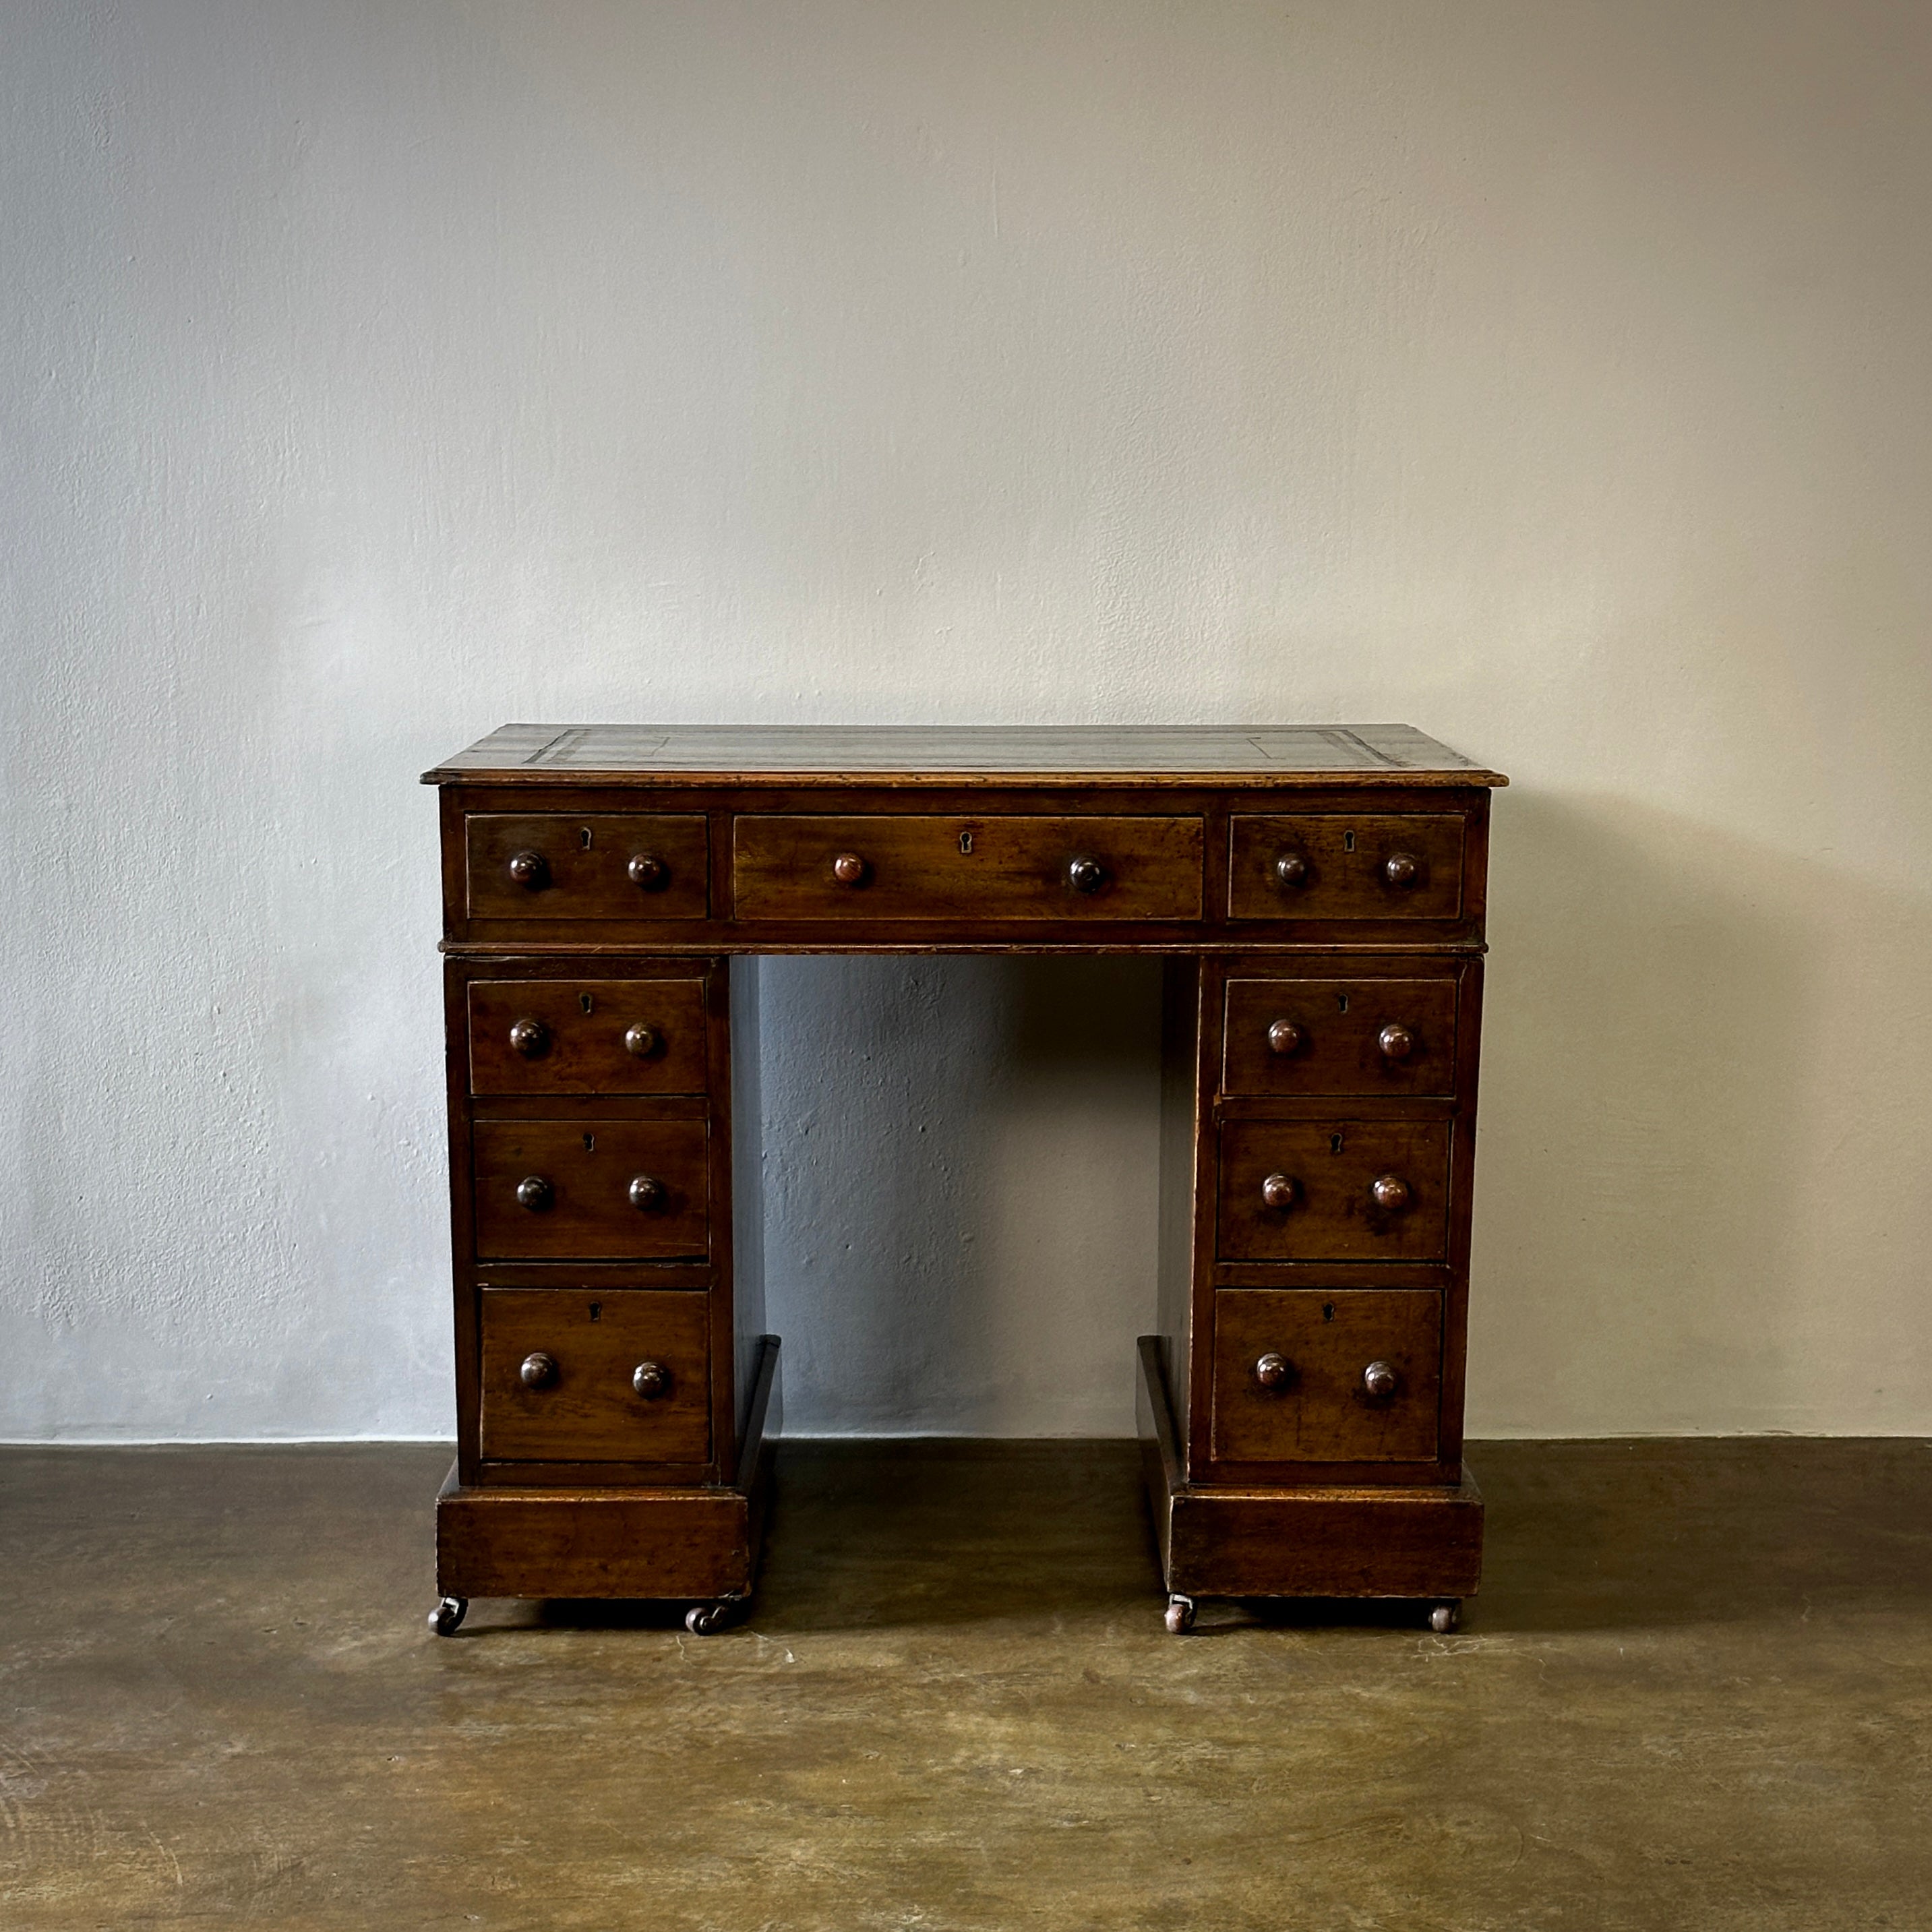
xmin=2 ymin=0 xmax=1927 ymax=1441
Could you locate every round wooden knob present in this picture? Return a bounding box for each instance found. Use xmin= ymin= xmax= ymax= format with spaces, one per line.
xmin=628 ymin=1174 xmax=667 ymax=1212
xmin=1261 ymin=1172 xmax=1298 ymax=1211
xmin=506 ymin=849 xmax=549 ymax=890
xmin=1267 ymin=1019 xmax=1304 ymax=1056
xmin=628 ymin=853 xmax=668 ymax=890
xmin=518 ymin=1351 xmax=557 ymax=1389
xmin=632 ymin=1360 xmax=669 ymax=1399
xmin=1382 ymin=851 xmax=1421 ymax=889
xmin=623 ymin=1023 xmax=659 ymax=1058
xmin=1254 ymin=1352 xmax=1291 ymax=1389
xmin=508 ymin=1018 xmax=549 ymax=1059
xmin=832 ymin=852 xmax=868 ymax=886
xmin=1273 ymin=851 xmax=1310 ymax=889
xmin=1067 ymin=856 xmax=1107 ymax=895
xmin=514 ymin=1175 xmax=552 ymax=1212
xmin=1370 ymin=1173 xmax=1411 ymax=1212
xmin=1362 ymin=1360 xmax=1398 ymax=1399
xmin=1377 ymin=1023 xmax=1416 ymax=1062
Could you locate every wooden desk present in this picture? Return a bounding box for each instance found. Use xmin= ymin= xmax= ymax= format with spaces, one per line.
xmin=421 ymin=726 xmax=1506 ymax=1636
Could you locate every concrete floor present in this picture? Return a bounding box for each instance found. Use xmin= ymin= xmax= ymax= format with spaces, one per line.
xmin=1 ymin=1440 xmax=1927 ymax=1930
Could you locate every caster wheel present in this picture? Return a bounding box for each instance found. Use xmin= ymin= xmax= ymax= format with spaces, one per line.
xmin=685 ymin=1602 xmax=730 ymax=1636
xmin=428 ymin=1596 xmax=468 ymax=1637
xmin=1428 ymin=1600 xmax=1461 ymax=1635
xmin=1164 ymin=1594 xmax=1197 ymax=1635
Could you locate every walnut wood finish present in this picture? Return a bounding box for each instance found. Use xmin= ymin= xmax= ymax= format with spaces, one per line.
xmin=1217 ymin=1118 xmax=1453 ymax=1262
xmin=732 ymin=814 xmax=1205 ymax=922
xmin=425 ymin=725 xmax=1501 ymax=1621
xmin=465 ymin=813 xmax=709 ymax=921
xmin=468 ymin=979 xmax=708 ymax=1095
xmin=1209 ymin=1289 xmax=1443 ymax=1463
xmin=1223 ymin=976 xmax=1459 ymax=1098
xmin=473 ymin=1118 xmax=709 ymax=1259
xmin=479 ymin=1289 xmax=711 ymax=1463
xmin=1227 ymin=813 xmax=1467 ymax=922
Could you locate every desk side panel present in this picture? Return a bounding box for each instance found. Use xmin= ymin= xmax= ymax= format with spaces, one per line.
xmin=1157 ymin=959 xmax=1204 ymax=1453
xmin=729 ymin=955 xmax=772 ymax=1466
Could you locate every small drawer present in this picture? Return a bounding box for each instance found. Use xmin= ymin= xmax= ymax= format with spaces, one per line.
xmin=1211 ymin=1288 xmax=1441 ymax=1463
xmin=1218 ymin=1119 xmax=1451 ymax=1261
xmin=732 ymin=814 xmax=1203 ymax=922
xmin=1228 ymin=814 xmax=1466 ymax=921
xmin=465 ymin=814 xmax=709 ymax=921
xmin=479 ymin=1288 xmax=711 ymax=1463
xmin=1223 ymin=977 xmax=1458 ymax=1098
xmin=474 ymin=1120 xmax=709 ymax=1259
xmin=469 ymin=979 xmax=708 ymax=1097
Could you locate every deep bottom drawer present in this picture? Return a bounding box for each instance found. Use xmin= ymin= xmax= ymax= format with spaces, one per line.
xmin=1211 ymin=1288 xmax=1442 ymax=1463
xmin=479 ymin=1289 xmax=711 ymax=1463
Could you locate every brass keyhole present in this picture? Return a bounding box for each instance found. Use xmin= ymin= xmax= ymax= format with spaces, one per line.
xmin=1322 ymin=1302 xmax=1335 ymax=1322
xmin=1337 ymin=993 xmax=1349 ymax=1013
xmin=580 ymin=993 xmax=594 ymax=1015
xmin=1331 ymin=1133 xmax=1345 ymax=1155
xmin=588 ymin=1302 xmax=601 ymax=1322
xmin=582 ymin=1133 xmax=595 ymax=1152
xmin=959 ymin=829 xmax=974 ymax=855
xmin=1344 ymin=829 xmax=1356 ymax=852
xmin=579 ymin=826 xmax=594 ymax=849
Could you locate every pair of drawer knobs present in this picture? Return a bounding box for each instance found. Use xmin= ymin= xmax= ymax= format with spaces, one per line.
xmin=1262 ymin=1172 xmax=1412 ymax=1213
xmin=516 ymin=1174 xmax=666 ymax=1213
xmin=1268 ymin=1019 xmax=1416 ymax=1060
xmin=1255 ymin=1354 xmax=1399 ymax=1399
xmin=1275 ymin=850 xmax=1422 ymax=890
xmin=518 ymin=1352 xmax=669 ymax=1400
xmin=508 ymin=1018 xmax=659 ymax=1059
xmin=506 ymin=851 xmax=669 ymax=891
xmin=831 ymin=853 xmax=1110 ymax=894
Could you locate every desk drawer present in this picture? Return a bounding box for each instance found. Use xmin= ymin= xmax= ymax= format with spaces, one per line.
xmin=1218 ymin=1119 xmax=1451 ymax=1261
xmin=1228 ymin=814 xmax=1466 ymax=921
xmin=466 ymin=814 xmax=708 ymax=920
xmin=732 ymin=814 xmax=1203 ymax=921
xmin=479 ymin=1289 xmax=711 ymax=1464
xmin=474 ymin=1120 xmax=710 ymax=1259
xmin=1223 ymin=977 xmax=1458 ymax=1098
xmin=1211 ymin=1288 xmax=1441 ymax=1463
xmin=469 ymin=979 xmax=708 ymax=1097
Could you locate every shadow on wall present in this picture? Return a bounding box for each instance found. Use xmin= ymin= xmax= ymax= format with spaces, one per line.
xmin=1471 ymin=791 xmax=1932 ymax=1436
xmin=758 ymin=954 xmax=1164 ymax=1437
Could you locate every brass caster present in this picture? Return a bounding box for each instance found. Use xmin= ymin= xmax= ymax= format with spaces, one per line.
xmin=1164 ymin=1594 xmax=1197 ymax=1635
xmin=428 ymin=1596 xmax=468 ymax=1637
xmin=686 ymin=1602 xmax=731 ymax=1636
xmin=1428 ymin=1599 xmax=1461 ymax=1635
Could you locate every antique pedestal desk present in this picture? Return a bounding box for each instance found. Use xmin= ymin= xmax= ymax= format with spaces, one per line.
xmin=422 ymin=725 xmax=1505 ymax=1636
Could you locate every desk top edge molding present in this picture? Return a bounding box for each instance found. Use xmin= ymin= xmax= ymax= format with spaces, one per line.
xmin=423 ymin=723 xmax=1508 ymax=788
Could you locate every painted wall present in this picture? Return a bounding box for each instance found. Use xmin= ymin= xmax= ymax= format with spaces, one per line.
xmin=3 ymin=1 xmax=1927 ymax=1441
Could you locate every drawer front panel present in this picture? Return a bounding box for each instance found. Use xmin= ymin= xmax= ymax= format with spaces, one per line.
xmin=479 ymin=1289 xmax=711 ymax=1463
xmin=1211 ymin=1288 xmax=1441 ymax=1463
xmin=1223 ymin=977 xmax=1459 ymax=1098
xmin=733 ymin=814 xmax=1204 ymax=922
xmin=1228 ymin=814 xmax=1465 ymax=921
xmin=469 ymin=979 xmax=708 ymax=1097
xmin=474 ymin=1120 xmax=710 ymax=1259
xmin=1218 ymin=1119 xmax=1451 ymax=1261
xmin=465 ymin=814 xmax=708 ymax=921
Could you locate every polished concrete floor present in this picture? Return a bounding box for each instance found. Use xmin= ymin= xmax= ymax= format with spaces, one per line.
xmin=2 ymin=1438 xmax=1927 ymax=1929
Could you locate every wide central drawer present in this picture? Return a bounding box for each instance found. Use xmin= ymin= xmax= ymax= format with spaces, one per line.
xmin=474 ymin=1119 xmax=710 ymax=1259
xmin=479 ymin=1288 xmax=711 ymax=1464
xmin=731 ymin=815 xmax=1204 ymax=921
